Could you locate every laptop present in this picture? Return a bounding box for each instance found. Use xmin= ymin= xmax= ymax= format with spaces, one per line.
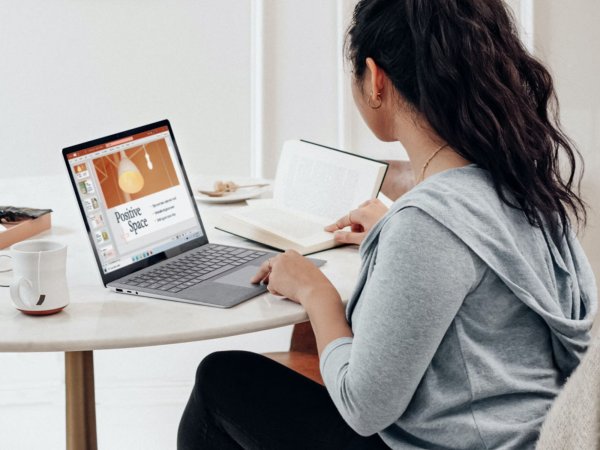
xmin=62 ymin=120 xmax=323 ymax=308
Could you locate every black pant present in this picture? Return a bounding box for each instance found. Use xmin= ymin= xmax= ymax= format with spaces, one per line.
xmin=177 ymin=350 xmax=391 ymax=449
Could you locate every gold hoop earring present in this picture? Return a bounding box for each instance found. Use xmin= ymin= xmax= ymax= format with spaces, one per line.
xmin=368 ymin=91 xmax=382 ymax=109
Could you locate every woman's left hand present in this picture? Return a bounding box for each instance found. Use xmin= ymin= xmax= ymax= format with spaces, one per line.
xmin=250 ymin=250 xmax=337 ymax=305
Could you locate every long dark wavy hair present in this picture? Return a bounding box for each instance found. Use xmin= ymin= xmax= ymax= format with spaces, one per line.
xmin=347 ymin=0 xmax=586 ymax=237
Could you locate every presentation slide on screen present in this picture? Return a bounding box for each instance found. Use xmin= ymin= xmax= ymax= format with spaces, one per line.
xmin=92 ymin=138 xmax=196 ymax=253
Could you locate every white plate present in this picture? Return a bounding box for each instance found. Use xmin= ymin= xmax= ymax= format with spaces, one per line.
xmin=194 ymin=185 xmax=271 ymax=204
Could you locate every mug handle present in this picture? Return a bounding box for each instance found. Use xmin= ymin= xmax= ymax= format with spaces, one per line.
xmin=0 ymin=254 xmax=11 ymax=288
xmin=10 ymin=277 xmax=36 ymax=310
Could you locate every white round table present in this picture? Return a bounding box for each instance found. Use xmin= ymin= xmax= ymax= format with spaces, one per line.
xmin=0 ymin=175 xmax=360 ymax=450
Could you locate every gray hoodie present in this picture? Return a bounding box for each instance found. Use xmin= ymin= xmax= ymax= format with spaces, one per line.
xmin=320 ymin=165 xmax=597 ymax=449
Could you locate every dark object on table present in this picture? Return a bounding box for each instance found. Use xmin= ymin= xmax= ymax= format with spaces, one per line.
xmin=0 ymin=206 xmax=53 ymax=223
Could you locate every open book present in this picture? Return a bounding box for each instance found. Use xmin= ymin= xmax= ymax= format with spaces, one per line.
xmin=215 ymin=140 xmax=388 ymax=255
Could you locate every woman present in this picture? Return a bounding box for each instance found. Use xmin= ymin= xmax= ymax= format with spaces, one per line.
xmin=178 ymin=0 xmax=597 ymax=448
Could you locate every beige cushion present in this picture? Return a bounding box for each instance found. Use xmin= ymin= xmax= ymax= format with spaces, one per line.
xmin=536 ymin=334 xmax=600 ymax=449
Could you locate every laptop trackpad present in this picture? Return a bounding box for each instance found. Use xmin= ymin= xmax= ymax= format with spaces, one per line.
xmin=214 ymin=265 xmax=262 ymax=288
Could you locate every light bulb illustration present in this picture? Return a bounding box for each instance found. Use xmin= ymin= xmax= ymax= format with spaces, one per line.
xmin=143 ymin=144 xmax=153 ymax=170
xmin=118 ymin=151 xmax=144 ymax=194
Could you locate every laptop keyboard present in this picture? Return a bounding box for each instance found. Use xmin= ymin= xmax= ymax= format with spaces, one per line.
xmin=123 ymin=244 xmax=267 ymax=294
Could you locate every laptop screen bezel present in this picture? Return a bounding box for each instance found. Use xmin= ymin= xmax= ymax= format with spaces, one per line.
xmin=62 ymin=119 xmax=209 ymax=286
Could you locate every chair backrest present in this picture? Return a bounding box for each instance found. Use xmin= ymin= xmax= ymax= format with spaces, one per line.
xmin=289 ymin=321 xmax=318 ymax=353
xmin=536 ymin=333 xmax=600 ymax=449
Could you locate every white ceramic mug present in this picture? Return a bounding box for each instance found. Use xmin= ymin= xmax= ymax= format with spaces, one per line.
xmin=9 ymin=240 xmax=69 ymax=315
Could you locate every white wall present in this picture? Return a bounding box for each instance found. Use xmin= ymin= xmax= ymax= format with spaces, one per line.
xmin=0 ymin=0 xmax=397 ymax=181
xmin=0 ymin=0 xmax=252 ymax=178
xmin=258 ymin=0 xmax=408 ymax=173
xmin=260 ymin=0 xmax=339 ymax=175
xmin=533 ymin=0 xmax=600 ymax=306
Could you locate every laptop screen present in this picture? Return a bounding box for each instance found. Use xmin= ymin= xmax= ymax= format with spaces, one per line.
xmin=65 ymin=123 xmax=204 ymax=276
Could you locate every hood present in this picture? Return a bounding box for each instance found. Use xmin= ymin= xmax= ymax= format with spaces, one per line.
xmin=358 ymin=165 xmax=598 ymax=377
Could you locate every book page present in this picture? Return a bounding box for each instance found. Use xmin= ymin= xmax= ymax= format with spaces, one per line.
xmin=230 ymin=206 xmax=333 ymax=247
xmin=273 ymin=141 xmax=386 ymax=222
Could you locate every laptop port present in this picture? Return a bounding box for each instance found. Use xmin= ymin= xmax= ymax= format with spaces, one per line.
xmin=116 ymin=288 xmax=123 ymax=292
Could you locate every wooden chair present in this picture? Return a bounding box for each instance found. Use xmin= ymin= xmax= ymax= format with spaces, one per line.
xmin=263 ymin=321 xmax=323 ymax=385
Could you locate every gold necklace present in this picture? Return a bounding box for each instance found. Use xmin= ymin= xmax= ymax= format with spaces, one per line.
xmin=417 ymin=143 xmax=449 ymax=183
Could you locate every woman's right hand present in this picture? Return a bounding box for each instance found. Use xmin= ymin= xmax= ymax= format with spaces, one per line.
xmin=324 ymin=199 xmax=389 ymax=245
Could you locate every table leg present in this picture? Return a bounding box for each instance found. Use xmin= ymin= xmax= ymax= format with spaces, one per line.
xmin=65 ymin=350 xmax=98 ymax=450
